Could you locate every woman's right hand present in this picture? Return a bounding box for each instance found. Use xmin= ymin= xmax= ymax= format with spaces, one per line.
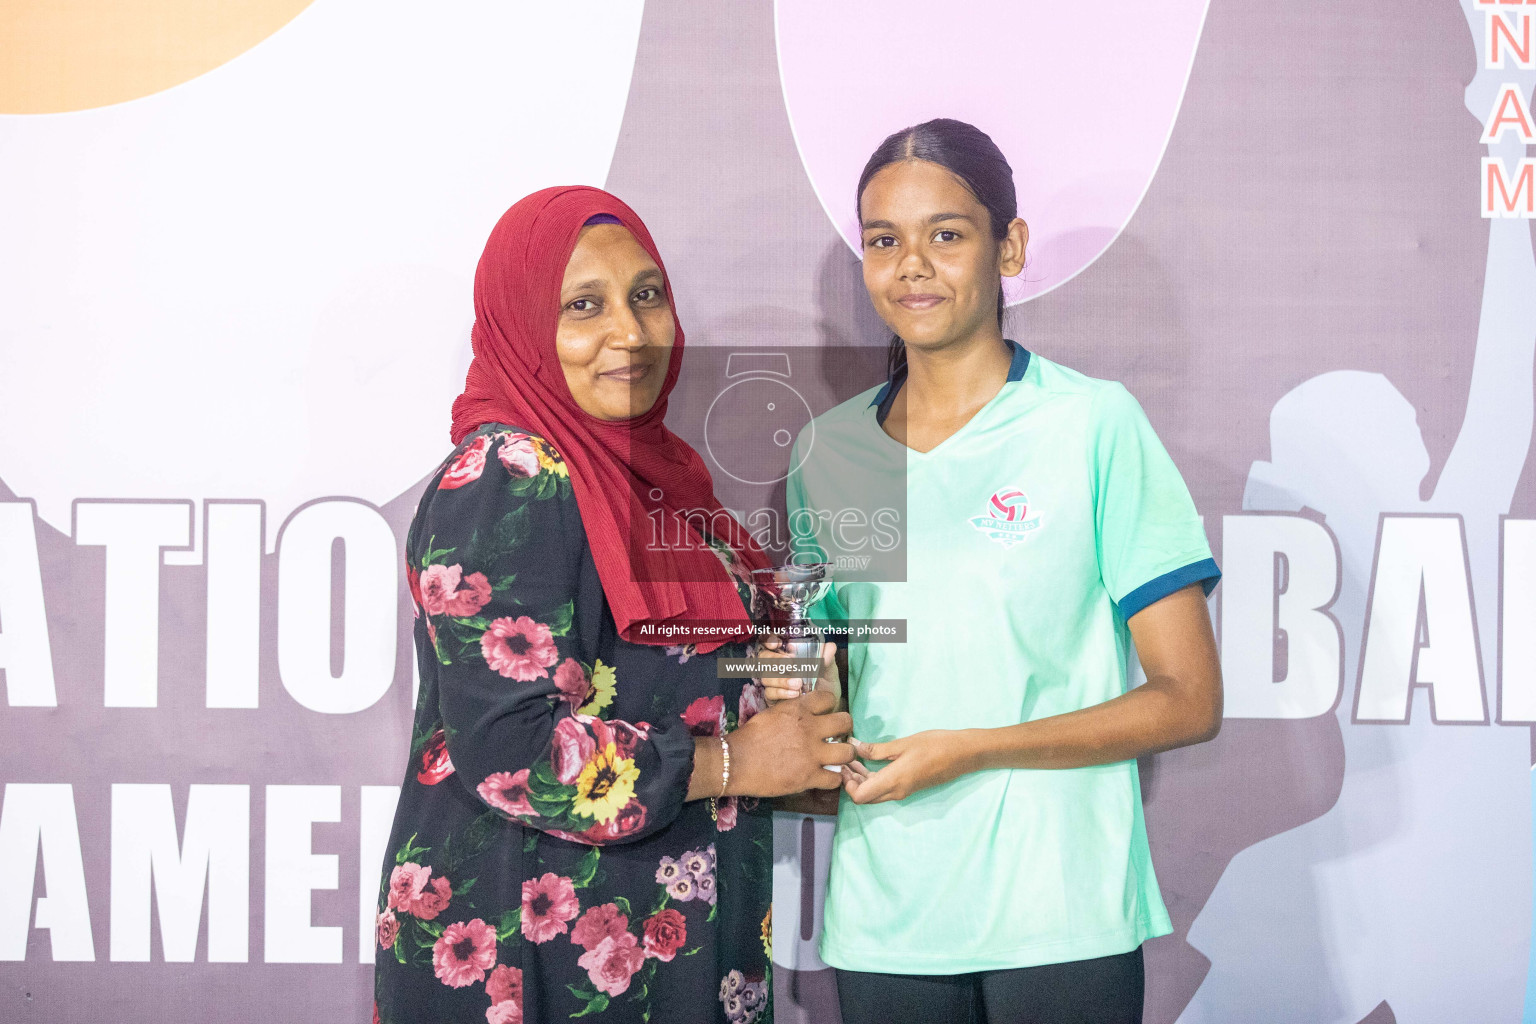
xmin=729 ymin=689 xmax=853 ymax=796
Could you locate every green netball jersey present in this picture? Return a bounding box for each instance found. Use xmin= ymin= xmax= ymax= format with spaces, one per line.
xmin=785 ymin=342 xmax=1219 ymax=974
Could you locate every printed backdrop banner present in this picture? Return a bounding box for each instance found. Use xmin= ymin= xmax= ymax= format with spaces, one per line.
xmin=2 ymin=1 xmax=1535 ymax=1022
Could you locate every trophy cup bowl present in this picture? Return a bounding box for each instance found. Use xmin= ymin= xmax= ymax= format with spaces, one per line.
xmin=750 ymin=561 xmax=831 ymax=655
xmin=750 ymin=562 xmax=844 ymax=766
xmin=750 ymin=561 xmax=833 ymax=693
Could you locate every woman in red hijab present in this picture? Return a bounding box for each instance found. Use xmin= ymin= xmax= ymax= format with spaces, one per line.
xmin=373 ymin=187 xmax=851 ymax=1024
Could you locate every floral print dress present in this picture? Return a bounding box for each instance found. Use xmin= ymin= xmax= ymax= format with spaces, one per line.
xmin=374 ymin=425 xmax=772 ymax=1024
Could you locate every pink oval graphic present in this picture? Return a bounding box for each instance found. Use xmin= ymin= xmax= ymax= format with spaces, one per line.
xmin=775 ymin=0 xmax=1209 ymax=303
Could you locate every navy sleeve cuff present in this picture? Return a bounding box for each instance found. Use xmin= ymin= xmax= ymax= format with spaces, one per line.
xmin=1117 ymin=558 xmax=1221 ymax=620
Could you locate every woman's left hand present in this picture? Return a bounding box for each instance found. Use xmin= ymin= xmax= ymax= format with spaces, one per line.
xmin=842 ymin=731 xmax=973 ymax=804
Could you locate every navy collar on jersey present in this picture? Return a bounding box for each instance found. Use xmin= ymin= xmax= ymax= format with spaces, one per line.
xmin=870 ymin=338 xmax=1031 ymax=426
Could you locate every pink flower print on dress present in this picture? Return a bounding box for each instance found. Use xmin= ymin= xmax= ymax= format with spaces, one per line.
xmin=410 ymin=875 xmax=453 ymax=921
xmin=485 ymin=964 xmax=524 ymax=1024
xmin=713 ymin=795 xmax=738 ymax=833
xmin=444 ymin=572 xmax=492 ymax=617
xmin=569 ymin=902 xmax=629 ymax=951
xmin=738 ymin=682 xmax=767 ymax=726
xmin=480 ymin=615 xmax=558 ymax=681
xmin=680 ymin=695 xmax=726 ymax=737
xmin=387 ymin=863 xmax=429 ymax=912
xmin=419 ymin=563 xmax=463 ymax=616
xmin=552 ymin=658 xmax=591 ymax=710
xmin=376 ymin=909 xmax=399 ymax=950
xmin=550 ymin=716 xmax=597 ymax=785
xmin=478 ymin=770 xmax=535 ymax=817
xmin=520 ymin=872 xmax=579 ymax=944
xmin=431 ymin=918 xmax=496 ymax=988
xmin=486 ymin=962 xmax=524 ymax=1004
xmin=497 ymin=432 xmax=541 ymax=478
xmin=486 ymin=1003 xmax=522 ymax=1024
xmin=440 ymin=434 xmax=493 ymax=490
xmin=577 ymin=931 xmax=647 ymax=997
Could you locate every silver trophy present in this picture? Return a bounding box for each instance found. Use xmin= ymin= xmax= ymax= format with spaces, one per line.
xmin=750 ymin=561 xmax=834 ymax=694
xmin=750 ymin=562 xmax=844 ymax=767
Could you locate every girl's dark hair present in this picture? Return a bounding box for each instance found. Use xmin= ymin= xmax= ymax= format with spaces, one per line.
xmin=855 ymin=118 xmax=1018 ymax=377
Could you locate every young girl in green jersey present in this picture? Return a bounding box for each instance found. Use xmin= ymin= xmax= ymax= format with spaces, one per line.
xmin=770 ymin=118 xmax=1223 ymax=1024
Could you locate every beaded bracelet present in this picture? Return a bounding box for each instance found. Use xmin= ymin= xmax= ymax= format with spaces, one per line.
xmin=718 ymin=735 xmax=731 ymax=799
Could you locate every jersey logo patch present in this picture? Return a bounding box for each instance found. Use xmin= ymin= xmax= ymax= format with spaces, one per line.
xmin=970 ymin=487 xmax=1043 ymax=548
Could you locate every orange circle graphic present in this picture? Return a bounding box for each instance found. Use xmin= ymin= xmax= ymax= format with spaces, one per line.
xmin=1 ymin=0 xmax=314 ymax=114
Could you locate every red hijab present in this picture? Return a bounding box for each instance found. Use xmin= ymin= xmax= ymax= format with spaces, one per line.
xmin=451 ymin=186 xmax=768 ymax=652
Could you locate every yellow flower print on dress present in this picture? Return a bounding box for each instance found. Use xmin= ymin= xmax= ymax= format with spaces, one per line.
xmin=572 ymin=742 xmax=640 ymax=824
xmin=760 ymin=906 xmax=771 ymax=958
xmin=578 ymin=659 xmax=617 ymax=716
xmin=532 ymin=437 xmax=568 ymax=478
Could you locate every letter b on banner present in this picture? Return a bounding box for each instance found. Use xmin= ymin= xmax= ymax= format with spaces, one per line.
xmin=277 ymin=500 xmax=398 ymax=714
xmin=1221 ymin=515 xmax=1343 ymax=718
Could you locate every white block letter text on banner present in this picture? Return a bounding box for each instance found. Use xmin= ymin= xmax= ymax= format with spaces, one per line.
xmin=276 ymin=501 xmax=398 ymax=714
xmin=0 ymin=784 xmax=94 ymax=961
xmin=0 ymin=501 xmax=57 ymax=707
xmin=73 ymin=501 xmax=193 ymax=708
xmin=264 ymin=785 xmax=342 ymax=964
xmin=1220 ymin=514 xmax=1344 ymax=718
xmin=1356 ymin=515 xmax=1487 ymax=723
xmin=206 ymin=502 xmax=264 ymax=709
xmin=109 ymin=784 xmax=250 ymax=962
xmin=1500 ymin=518 xmax=1536 ymax=721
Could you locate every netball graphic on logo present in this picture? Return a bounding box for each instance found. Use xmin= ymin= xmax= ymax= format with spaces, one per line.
xmin=970 ymin=487 xmax=1043 ymax=547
